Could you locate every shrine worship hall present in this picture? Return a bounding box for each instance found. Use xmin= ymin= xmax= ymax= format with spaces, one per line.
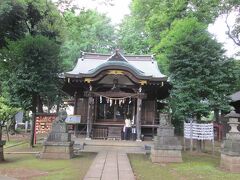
xmin=62 ymin=50 xmax=170 ymax=141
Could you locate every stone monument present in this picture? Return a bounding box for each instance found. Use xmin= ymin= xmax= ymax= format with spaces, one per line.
xmin=220 ymin=110 xmax=240 ymax=172
xmin=151 ymin=113 xmax=182 ymax=163
xmin=40 ymin=109 xmax=74 ymax=159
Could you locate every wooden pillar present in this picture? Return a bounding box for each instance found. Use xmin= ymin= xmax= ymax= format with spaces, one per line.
xmin=114 ymin=103 xmax=117 ymax=121
xmin=90 ymin=97 xmax=94 ymax=131
xmin=73 ymin=91 xmax=78 ymax=115
xmin=136 ymin=97 xmax=142 ymax=141
xmin=86 ymin=96 xmax=93 ymax=140
xmin=132 ymin=99 xmax=136 ymax=124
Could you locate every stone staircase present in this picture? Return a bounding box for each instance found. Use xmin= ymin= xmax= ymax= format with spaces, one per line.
xmin=73 ymin=138 xmax=153 ymax=154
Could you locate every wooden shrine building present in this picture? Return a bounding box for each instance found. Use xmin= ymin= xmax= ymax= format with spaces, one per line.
xmin=62 ymin=50 xmax=169 ymax=141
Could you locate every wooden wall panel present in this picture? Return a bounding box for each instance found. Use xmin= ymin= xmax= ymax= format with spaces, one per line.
xmin=141 ymin=100 xmax=155 ymax=125
xmin=75 ymin=98 xmax=88 ymax=123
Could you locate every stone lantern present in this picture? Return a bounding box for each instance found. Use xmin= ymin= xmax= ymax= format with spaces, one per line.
xmin=220 ymin=110 xmax=240 ymax=172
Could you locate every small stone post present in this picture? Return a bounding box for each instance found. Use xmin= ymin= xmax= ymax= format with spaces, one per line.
xmin=220 ymin=111 xmax=240 ymax=172
xmin=151 ymin=113 xmax=182 ymax=163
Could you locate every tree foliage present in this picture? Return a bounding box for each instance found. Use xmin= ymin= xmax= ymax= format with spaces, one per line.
xmin=159 ymin=18 xmax=237 ymax=120
xmin=0 ymin=0 xmax=26 ymax=48
xmin=117 ymin=0 xmax=239 ymax=123
xmin=130 ymin=0 xmax=220 ymax=47
xmin=117 ymin=15 xmax=150 ymax=55
xmin=61 ymin=10 xmax=116 ymax=69
xmin=0 ymin=96 xmax=19 ymax=140
xmin=1 ymin=35 xmax=61 ymax=113
xmin=0 ymin=0 xmax=65 ymax=113
xmin=0 ymin=0 xmax=64 ymax=48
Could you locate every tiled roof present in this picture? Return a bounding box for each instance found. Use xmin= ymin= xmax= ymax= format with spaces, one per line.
xmin=230 ymin=91 xmax=240 ymax=102
xmin=65 ymin=51 xmax=167 ymax=81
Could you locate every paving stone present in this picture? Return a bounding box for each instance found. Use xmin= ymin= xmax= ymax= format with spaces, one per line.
xmin=84 ymin=178 xmax=101 ymax=180
xmin=0 ymin=175 xmax=17 ymax=180
xmin=84 ymin=151 xmax=135 ymax=180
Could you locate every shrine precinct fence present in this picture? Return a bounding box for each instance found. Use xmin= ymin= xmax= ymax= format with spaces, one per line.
xmin=183 ymin=122 xmax=214 ymax=153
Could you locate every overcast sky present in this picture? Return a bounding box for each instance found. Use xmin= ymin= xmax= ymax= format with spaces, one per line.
xmin=57 ymin=0 xmax=238 ymax=57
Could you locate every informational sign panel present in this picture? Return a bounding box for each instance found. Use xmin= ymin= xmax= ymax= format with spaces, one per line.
xmin=65 ymin=115 xmax=81 ymax=124
xmin=184 ymin=122 xmax=214 ymax=140
xmin=35 ymin=114 xmax=56 ymax=134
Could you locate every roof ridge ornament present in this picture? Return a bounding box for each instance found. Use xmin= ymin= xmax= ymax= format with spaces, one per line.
xmin=107 ymin=49 xmax=128 ymax=62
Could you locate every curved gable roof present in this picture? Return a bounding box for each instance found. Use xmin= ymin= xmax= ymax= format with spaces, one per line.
xmin=64 ymin=51 xmax=167 ymax=81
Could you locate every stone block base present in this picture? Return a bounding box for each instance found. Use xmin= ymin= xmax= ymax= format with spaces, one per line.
xmin=151 ymin=149 xmax=182 ymax=163
xmin=40 ymin=152 xmax=73 ymax=159
xmin=220 ymin=154 xmax=240 ymax=172
xmin=40 ymin=142 xmax=74 ymax=159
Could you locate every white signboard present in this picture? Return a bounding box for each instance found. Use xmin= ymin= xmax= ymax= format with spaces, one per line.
xmin=184 ymin=122 xmax=214 ymax=140
xmin=65 ymin=115 xmax=81 ymax=124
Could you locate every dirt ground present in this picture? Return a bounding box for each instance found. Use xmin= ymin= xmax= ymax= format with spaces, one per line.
xmin=0 ymin=168 xmax=48 ymax=180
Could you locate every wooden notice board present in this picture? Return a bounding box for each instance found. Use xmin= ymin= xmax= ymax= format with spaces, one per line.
xmin=34 ymin=113 xmax=57 ymax=143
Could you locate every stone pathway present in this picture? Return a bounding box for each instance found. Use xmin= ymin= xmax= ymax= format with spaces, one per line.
xmin=84 ymin=151 xmax=135 ymax=180
xmin=0 ymin=175 xmax=17 ymax=180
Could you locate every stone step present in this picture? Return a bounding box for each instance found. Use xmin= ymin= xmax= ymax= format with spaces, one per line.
xmin=72 ymin=138 xmax=153 ymax=154
xmin=82 ymin=144 xmax=146 ymax=154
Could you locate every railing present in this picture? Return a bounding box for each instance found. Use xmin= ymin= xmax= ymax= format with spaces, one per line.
xmin=92 ymin=127 xmax=108 ymax=139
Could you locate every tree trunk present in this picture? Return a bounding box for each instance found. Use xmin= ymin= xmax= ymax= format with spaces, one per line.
xmin=0 ymin=126 xmax=2 ymax=141
xmin=37 ymin=95 xmax=43 ymax=113
xmin=56 ymin=104 xmax=60 ymax=114
xmin=30 ymin=94 xmax=37 ymax=147
xmin=196 ymin=114 xmax=202 ymax=152
xmin=47 ymin=100 xmax=51 ymax=113
xmin=0 ymin=126 xmax=5 ymax=161
xmin=214 ymin=109 xmax=219 ymax=123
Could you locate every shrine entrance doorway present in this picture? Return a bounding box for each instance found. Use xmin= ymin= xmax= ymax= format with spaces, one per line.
xmin=96 ymin=96 xmax=135 ymax=123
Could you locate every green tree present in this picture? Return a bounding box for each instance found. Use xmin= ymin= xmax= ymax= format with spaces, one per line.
xmin=0 ymin=0 xmax=64 ymax=147
xmin=0 ymin=0 xmax=26 ymax=48
xmin=0 ymin=96 xmax=19 ymax=160
xmin=0 ymin=96 xmax=19 ymax=140
xmin=117 ymin=15 xmax=150 ymax=55
xmin=0 ymin=0 xmax=64 ymax=48
xmin=1 ymin=35 xmax=61 ymax=113
xmin=131 ymin=0 xmax=220 ymax=48
xmin=0 ymin=0 xmax=65 ymax=102
xmin=158 ymin=18 xmax=237 ymax=121
xmin=61 ymin=10 xmax=116 ymax=69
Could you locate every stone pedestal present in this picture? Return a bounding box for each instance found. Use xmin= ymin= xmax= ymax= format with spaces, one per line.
xmin=220 ymin=111 xmax=240 ymax=172
xmin=220 ymin=133 xmax=240 ymax=172
xmin=0 ymin=140 xmax=6 ymax=161
xmin=151 ymin=126 xmax=182 ymax=163
xmin=40 ymin=121 xmax=74 ymax=159
xmin=220 ymin=149 xmax=240 ymax=172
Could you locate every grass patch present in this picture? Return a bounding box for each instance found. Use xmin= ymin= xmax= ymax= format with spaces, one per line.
xmin=129 ymin=152 xmax=240 ymax=180
xmin=0 ymin=153 xmax=96 ymax=180
xmin=4 ymin=140 xmax=29 ymax=149
xmin=1 ymin=140 xmax=96 ymax=180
